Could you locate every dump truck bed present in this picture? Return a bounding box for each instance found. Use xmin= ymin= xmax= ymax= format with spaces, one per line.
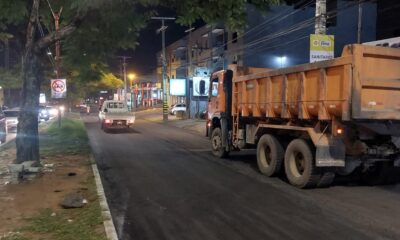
xmin=233 ymin=44 xmax=400 ymax=121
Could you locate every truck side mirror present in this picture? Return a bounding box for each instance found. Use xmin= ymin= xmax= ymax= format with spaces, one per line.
xmin=104 ymin=108 xmax=108 ymax=113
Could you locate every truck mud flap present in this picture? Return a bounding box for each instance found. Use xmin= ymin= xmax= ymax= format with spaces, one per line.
xmin=315 ymin=135 xmax=346 ymax=167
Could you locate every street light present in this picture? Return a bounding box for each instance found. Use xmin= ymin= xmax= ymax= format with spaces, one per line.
xmin=276 ymin=56 xmax=287 ymax=68
xmin=128 ymin=73 xmax=136 ymax=81
xmin=128 ymin=73 xmax=136 ymax=111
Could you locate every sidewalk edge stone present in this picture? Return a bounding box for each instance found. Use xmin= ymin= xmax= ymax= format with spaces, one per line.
xmin=90 ymin=155 xmax=119 ymax=240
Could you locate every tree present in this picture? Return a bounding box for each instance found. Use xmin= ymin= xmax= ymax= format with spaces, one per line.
xmin=0 ymin=0 xmax=281 ymax=164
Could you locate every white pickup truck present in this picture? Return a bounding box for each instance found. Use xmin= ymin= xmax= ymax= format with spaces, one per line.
xmin=98 ymin=100 xmax=135 ymax=131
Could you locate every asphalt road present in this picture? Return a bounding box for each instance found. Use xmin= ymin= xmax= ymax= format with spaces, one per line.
xmin=85 ymin=111 xmax=400 ymax=240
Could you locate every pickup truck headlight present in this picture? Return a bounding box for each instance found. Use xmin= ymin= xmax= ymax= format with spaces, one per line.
xmin=105 ymin=119 xmax=112 ymax=124
xmin=128 ymin=119 xmax=135 ymax=124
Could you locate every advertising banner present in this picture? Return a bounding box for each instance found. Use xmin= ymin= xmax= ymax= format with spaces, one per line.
xmin=39 ymin=93 xmax=46 ymax=104
xmin=169 ymin=79 xmax=186 ymax=96
xmin=193 ymin=76 xmax=209 ymax=97
xmin=51 ymin=79 xmax=67 ymax=98
xmin=310 ymin=34 xmax=334 ymax=63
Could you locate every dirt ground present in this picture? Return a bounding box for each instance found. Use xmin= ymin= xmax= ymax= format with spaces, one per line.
xmin=0 ymin=143 xmax=103 ymax=238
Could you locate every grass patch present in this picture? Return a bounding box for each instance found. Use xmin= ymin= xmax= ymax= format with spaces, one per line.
xmin=40 ymin=113 xmax=90 ymax=156
xmin=1 ymin=234 xmax=30 ymax=240
xmin=20 ymin=198 xmax=106 ymax=240
xmin=8 ymin=113 xmax=108 ymax=240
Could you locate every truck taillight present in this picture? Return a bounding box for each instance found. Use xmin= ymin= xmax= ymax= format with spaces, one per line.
xmin=105 ymin=119 xmax=112 ymax=124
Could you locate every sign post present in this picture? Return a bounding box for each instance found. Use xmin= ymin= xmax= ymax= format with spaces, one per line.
xmin=51 ymin=79 xmax=67 ymax=127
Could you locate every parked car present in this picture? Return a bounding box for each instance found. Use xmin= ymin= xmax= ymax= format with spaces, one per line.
xmin=39 ymin=105 xmax=50 ymax=121
xmin=170 ymin=103 xmax=186 ymax=115
xmin=4 ymin=108 xmax=19 ymax=132
xmin=0 ymin=109 xmax=6 ymax=144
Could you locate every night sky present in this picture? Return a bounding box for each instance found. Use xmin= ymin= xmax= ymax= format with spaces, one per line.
xmin=129 ymin=19 xmax=188 ymax=75
xmin=115 ymin=7 xmax=202 ymax=77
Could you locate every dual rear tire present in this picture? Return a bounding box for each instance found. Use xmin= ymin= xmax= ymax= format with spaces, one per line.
xmin=256 ymin=134 xmax=284 ymax=177
xmin=257 ymin=136 xmax=334 ymax=188
xmin=284 ymin=139 xmax=323 ymax=188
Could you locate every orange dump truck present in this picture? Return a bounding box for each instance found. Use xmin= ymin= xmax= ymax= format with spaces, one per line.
xmin=207 ymin=44 xmax=400 ymax=188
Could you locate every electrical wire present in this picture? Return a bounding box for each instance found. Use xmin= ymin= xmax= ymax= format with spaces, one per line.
xmin=217 ymin=0 xmax=315 ymax=51
xmin=167 ymin=0 xmax=376 ymax=73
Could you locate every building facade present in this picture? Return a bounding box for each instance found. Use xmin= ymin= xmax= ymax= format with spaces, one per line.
xmin=158 ymin=0 xmax=398 ymax=118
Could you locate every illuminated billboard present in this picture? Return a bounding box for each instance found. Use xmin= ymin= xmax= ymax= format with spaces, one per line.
xmin=193 ymin=76 xmax=209 ymax=97
xmin=169 ymin=79 xmax=186 ymax=96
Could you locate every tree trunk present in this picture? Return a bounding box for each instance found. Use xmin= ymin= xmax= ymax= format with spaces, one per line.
xmin=15 ymin=54 xmax=41 ymax=164
xmin=14 ymin=0 xmax=81 ymax=163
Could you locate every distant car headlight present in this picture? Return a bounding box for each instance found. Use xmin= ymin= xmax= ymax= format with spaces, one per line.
xmin=49 ymin=109 xmax=58 ymax=115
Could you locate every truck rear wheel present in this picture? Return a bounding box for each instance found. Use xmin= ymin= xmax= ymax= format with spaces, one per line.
xmin=284 ymin=139 xmax=320 ymax=188
xmin=211 ymin=128 xmax=229 ymax=158
xmin=257 ymin=134 xmax=284 ymax=177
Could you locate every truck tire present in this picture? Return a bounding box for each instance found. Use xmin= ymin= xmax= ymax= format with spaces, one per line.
xmin=101 ymin=121 xmax=109 ymax=132
xmin=211 ymin=128 xmax=229 ymax=158
xmin=257 ymin=134 xmax=284 ymax=177
xmin=317 ymin=169 xmax=335 ymax=188
xmin=284 ymin=139 xmax=320 ymax=188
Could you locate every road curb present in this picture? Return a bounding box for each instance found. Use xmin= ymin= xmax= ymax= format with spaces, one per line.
xmin=90 ymin=155 xmax=119 ymax=240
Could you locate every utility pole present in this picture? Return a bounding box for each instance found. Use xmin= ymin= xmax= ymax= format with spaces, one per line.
xmin=209 ymin=25 xmax=214 ymax=72
xmin=117 ymin=56 xmax=131 ymax=102
xmin=152 ymin=17 xmax=175 ymax=121
xmin=185 ymin=26 xmax=195 ymax=119
xmin=315 ymin=0 xmax=327 ymax=34
xmin=357 ymin=0 xmax=363 ymax=43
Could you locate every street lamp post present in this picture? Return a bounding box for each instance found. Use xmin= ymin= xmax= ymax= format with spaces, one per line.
xmin=152 ymin=17 xmax=175 ymax=121
xmin=128 ymin=73 xmax=136 ymax=111
xmin=117 ymin=56 xmax=131 ymax=102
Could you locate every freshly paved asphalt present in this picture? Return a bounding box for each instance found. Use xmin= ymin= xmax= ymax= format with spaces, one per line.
xmin=85 ymin=110 xmax=400 ymax=240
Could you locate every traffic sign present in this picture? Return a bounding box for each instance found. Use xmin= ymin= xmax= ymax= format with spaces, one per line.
xmin=51 ymin=79 xmax=67 ymax=98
